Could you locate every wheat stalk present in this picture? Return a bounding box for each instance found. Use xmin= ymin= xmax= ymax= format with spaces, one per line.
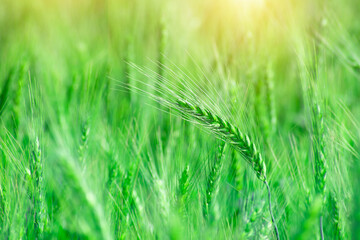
xmin=31 ymin=136 xmax=47 ymax=238
xmin=176 ymin=98 xmax=279 ymax=239
xmin=231 ymin=150 xmax=243 ymax=193
xmin=328 ymin=192 xmax=344 ymax=240
xmin=312 ymin=103 xmax=326 ymax=196
xmin=312 ymin=100 xmax=327 ymax=240
xmin=178 ymin=165 xmax=190 ymax=216
xmin=203 ymin=142 xmax=225 ymax=221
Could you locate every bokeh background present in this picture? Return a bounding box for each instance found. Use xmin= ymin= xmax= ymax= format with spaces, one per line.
xmin=0 ymin=0 xmax=359 ymax=239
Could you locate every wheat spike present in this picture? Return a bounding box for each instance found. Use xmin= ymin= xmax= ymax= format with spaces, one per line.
xmin=177 ymin=99 xmax=266 ymax=181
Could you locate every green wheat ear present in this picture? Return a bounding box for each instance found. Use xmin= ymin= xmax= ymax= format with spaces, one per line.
xmin=178 ymin=165 xmax=190 ymax=216
xmin=328 ymin=192 xmax=344 ymax=240
xmin=176 ymin=99 xmax=266 ymax=181
xmin=203 ymin=142 xmax=226 ymax=221
xmin=311 ymin=100 xmax=327 ymax=240
xmin=312 ymin=102 xmax=326 ymax=196
xmin=31 ymin=137 xmax=47 ymax=238
xmin=176 ymin=98 xmax=279 ymax=240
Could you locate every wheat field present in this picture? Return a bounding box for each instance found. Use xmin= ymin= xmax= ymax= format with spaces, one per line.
xmin=0 ymin=0 xmax=359 ymax=239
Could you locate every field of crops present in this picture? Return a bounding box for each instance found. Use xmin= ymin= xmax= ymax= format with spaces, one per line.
xmin=0 ymin=0 xmax=359 ymax=239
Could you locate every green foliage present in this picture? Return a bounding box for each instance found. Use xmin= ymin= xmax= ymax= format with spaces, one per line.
xmin=0 ymin=0 xmax=359 ymax=239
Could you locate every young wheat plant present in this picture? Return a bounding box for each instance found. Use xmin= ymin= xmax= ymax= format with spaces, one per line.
xmin=176 ymin=98 xmax=280 ymax=239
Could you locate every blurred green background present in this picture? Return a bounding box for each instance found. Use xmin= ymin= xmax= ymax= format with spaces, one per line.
xmin=0 ymin=0 xmax=359 ymax=239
